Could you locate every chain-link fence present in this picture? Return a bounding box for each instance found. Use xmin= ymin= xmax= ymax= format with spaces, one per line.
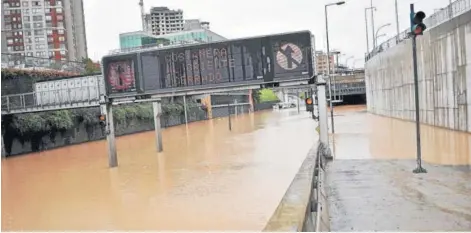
xmin=366 ymin=0 xmax=470 ymax=61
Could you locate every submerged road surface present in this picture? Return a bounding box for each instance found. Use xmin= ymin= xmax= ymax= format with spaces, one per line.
xmin=2 ymin=109 xmax=318 ymax=231
xmin=326 ymin=105 xmax=471 ymax=231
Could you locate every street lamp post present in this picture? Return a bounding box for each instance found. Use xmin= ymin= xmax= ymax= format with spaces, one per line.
xmin=365 ymin=7 xmax=376 ymax=53
xmin=370 ymin=0 xmax=376 ymax=48
xmin=375 ymin=23 xmax=391 ymax=47
xmin=324 ymin=1 xmax=345 ymax=134
xmin=395 ymin=0 xmax=400 ymax=36
xmin=375 ymin=33 xmax=387 ymax=46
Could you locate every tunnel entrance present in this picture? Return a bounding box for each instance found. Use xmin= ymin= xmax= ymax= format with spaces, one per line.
xmin=333 ymin=94 xmax=367 ymax=106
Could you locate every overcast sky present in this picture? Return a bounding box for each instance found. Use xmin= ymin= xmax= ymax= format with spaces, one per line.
xmin=83 ymin=0 xmax=449 ymax=68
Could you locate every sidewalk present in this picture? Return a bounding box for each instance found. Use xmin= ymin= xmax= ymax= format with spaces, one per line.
xmin=325 ymin=106 xmax=471 ymax=231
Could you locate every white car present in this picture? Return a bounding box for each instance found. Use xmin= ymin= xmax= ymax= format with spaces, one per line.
xmin=275 ymin=102 xmax=296 ymax=109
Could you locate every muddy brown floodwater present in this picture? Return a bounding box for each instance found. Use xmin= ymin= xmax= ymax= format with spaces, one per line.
xmin=2 ymin=109 xmax=318 ymax=231
xmin=331 ymin=105 xmax=471 ymax=166
xmin=326 ymin=105 xmax=471 ymax=231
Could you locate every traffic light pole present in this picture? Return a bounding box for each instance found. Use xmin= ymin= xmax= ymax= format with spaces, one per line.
xmin=410 ymin=3 xmax=427 ymax=174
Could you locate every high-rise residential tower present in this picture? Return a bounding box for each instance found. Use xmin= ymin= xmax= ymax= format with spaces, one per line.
xmin=1 ymin=0 xmax=88 ymax=63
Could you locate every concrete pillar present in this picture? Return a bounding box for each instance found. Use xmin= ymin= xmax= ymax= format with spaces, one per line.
xmin=1 ymin=133 xmax=6 ymax=158
xmin=183 ymin=95 xmax=188 ymax=125
xmin=297 ymin=90 xmax=300 ymax=113
xmin=248 ymin=89 xmax=254 ymax=112
xmin=153 ymin=101 xmax=163 ymax=152
xmin=101 ymin=103 xmax=118 ymax=168
xmin=317 ymin=82 xmax=329 ymax=146
xmin=234 ymin=99 xmax=238 ymax=116
xmin=202 ymin=94 xmax=213 ymax=119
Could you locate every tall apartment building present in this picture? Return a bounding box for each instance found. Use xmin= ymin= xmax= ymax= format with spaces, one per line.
xmin=148 ymin=7 xmax=184 ymax=35
xmin=1 ymin=0 xmax=88 ymax=63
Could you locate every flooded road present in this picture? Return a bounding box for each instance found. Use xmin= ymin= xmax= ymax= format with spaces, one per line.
xmin=326 ymin=105 xmax=471 ymax=231
xmin=331 ymin=105 xmax=471 ymax=166
xmin=2 ymin=109 xmax=318 ymax=231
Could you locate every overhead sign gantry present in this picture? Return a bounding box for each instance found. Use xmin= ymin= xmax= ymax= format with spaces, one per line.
xmin=100 ymin=30 xmax=316 ymax=168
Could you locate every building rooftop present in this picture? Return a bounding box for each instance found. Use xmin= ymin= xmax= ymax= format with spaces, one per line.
xmin=150 ymin=6 xmax=182 ymax=13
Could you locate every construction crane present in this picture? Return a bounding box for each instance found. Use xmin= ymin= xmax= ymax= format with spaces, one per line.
xmin=139 ymin=0 xmax=147 ymax=32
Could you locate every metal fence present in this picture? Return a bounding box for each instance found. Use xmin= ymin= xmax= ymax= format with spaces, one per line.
xmin=366 ymin=0 xmax=470 ymax=61
xmin=254 ymin=101 xmax=280 ymax=111
xmin=1 ymin=86 xmax=102 ymax=114
xmin=1 ymin=53 xmax=86 ymax=74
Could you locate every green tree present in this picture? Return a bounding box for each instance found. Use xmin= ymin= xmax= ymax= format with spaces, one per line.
xmin=81 ymin=57 xmax=101 ymax=74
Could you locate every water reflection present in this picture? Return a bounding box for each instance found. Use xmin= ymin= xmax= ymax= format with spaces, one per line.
xmin=332 ymin=105 xmax=471 ymax=166
xmin=2 ymin=109 xmax=318 ymax=231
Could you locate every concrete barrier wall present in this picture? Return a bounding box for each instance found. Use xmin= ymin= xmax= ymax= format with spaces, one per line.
xmin=365 ymin=10 xmax=471 ymax=132
xmin=263 ymin=141 xmax=331 ymax=232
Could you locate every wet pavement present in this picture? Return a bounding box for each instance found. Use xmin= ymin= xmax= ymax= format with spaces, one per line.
xmin=326 ymin=105 xmax=471 ymax=231
xmin=1 ymin=109 xmax=318 ymax=231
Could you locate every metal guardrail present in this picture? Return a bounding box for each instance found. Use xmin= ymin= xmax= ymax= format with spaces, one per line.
xmin=366 ymin=0 xmax=470 ymax=61
xmin=1 ymin=53 xmax=86 ymax=74
xmin=1 ymin=86 xmax=103 ymax=115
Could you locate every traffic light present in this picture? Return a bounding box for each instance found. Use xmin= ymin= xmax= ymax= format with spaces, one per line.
xmin=305 ymin=97 xmax=314 ymax=112
xmin=99 ymin=114 xmax=106 ymax=127
xmin=411 ymin=11 xmax=426 ymax=36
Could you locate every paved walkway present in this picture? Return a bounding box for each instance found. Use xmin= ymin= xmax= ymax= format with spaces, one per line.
xmin=326 ymin=106 xmax=471 ymax=231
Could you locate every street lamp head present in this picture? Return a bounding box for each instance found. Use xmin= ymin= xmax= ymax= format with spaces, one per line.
xmin=336 ymin=1 xmax=346 ymax=5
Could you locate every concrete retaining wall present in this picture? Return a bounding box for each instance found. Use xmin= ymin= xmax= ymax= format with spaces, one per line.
xmin=365 ymin=10 xmax=471 ymax=132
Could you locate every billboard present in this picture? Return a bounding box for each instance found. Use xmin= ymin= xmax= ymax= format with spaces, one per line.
xmin=103 ymin=31 xmax=313 ymax=98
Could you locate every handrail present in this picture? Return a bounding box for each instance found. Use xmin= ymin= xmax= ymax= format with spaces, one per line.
xmin=366 ymin=0 xmax=470 ymax=61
